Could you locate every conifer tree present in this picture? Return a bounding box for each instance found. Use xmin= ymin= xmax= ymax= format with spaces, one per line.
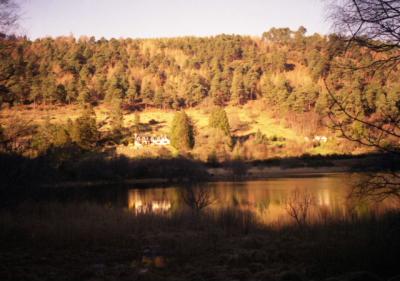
xmin=77 ymin=86 xmax=91 ymax=105
xmin=209 ymin=107 xmax=231 ymax=137
xmin=154 ymin=87 xmax=165 ymax=108
xmin=42 ymin=74 xmax=57 ymax=104
xmin=30 ymin=81 xmax=41 ymax=105
xmin=210 ymin=71 xmax=230 ymax=106
xmin=133 ymin=112 xmax=141 ymax=133
xmin=126 ymin=82 xmax=138 ymax=103
xmin=140 ymin=80 xmax=154 ymax=103
xmin=230 ymin=69 xmax=246 ymax=105
xmin=71 ymin=104 xmax=99 ymax=149
xmin=65 ymin=80 xmax=78 ymax=104
xmin=94 ymin=74 xmax=107 ymax=99
xmin=106 ymin=75 xmax=124 ymax=103
xmin=169 ymin=111 xmax=194 ymax=150
xmin=110 ymin=96 xmax=123 ymax=134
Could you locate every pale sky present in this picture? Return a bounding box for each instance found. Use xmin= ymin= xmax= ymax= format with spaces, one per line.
xmin=20 ymin=0 xmax=331 ymax=39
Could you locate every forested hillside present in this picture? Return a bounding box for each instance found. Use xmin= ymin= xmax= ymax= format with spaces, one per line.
xmin=1 ymin=27 xmax=398 ymax=115
xmin=1 ymin=27 xmax=399 ymax=165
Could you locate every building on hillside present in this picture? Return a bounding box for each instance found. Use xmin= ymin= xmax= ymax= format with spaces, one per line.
xmin=313 ymin=135 xmax=328 ymax=143
xmin=133 ymin=134 xmax=170 ymax=148
xmin=304 ymin=135 xmax=328 ymax=143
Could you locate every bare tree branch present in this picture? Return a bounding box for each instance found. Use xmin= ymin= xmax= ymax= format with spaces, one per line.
xmin=284 ymin=188 xmax=315 ymax=227
xmin=0 ymin=0 xmax=20 ymax=35
xmin=329 ymin=0 xmax=400 ymax=68
xmin=179 ymin=184 xmax=216 ymax=213
xmin=326 ymin=0 xmax=400 ymax=200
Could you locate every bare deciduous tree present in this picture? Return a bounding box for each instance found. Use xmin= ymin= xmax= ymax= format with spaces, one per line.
xmin=326 ymin=0 xmax=400 ymax=152
xmin=284 ymin=189 xmax=315 ymax=227
xmin=180 ymin=184 xmax=216 ymax=213
xmin=350 ymin=172 xmax=400 ymax=201
xmin=329 ymin=0 xmax=400 ymax=68
xmin=0 ymin=0 xmax=20 ymax=35
xmin=326 ymin=0 xmax=400 ymax=200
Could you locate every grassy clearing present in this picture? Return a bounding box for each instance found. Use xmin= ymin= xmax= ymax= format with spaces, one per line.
xmin=1 ymin=101 xmax=366 ymax=160
xmin=0 ymin=102 xmax=302 ymax=140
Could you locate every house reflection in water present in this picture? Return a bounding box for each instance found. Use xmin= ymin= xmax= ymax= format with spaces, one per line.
xmin=131 ymin=199 xmax=172 ymax=214
xmin=125 ymin=175 xmax=398 ymax=224
xmin=128 ymin=188 xmax=176 ymax=214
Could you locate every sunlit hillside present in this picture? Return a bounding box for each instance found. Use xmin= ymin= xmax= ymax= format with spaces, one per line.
xmin=0 ymin=99 xmax=363 ymax=161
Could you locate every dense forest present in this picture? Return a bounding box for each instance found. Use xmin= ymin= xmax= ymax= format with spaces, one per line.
xmin=1 ymin=27 xmax=398 ymax=116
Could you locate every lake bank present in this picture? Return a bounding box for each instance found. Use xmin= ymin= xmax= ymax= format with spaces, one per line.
xmin=208 ymin=165 xmax=350 ymax=180
xmin=2 ymin=152 xmax=398 ymax=191
xmin=39 ymin=167 xmax=348 ymax=189
xmin=38 ymin=155 xmax=372 ymax=189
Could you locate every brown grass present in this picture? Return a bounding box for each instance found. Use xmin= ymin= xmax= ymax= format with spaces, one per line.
xmin=0 ymin=200 xmax=399 ymax=281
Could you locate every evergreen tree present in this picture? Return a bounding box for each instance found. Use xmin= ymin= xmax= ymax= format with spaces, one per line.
xmin=94 ymin=74 xmax=107 ymax=99
xmin=42 ymin=74 xmax=57 ymax=104
xmin=209 ymin=107 xmax=231 ymax=137
xmin=109 ymin=96 xmax=123 ymax=134
xmin=133 ymin=112 xmax=141 ymax=133
xmin=65 ymin=80 xmax=78 ymax=104
xmin=185 ymin=73 xmax=208 ymax=107
xmin=55 ymin=84 xmax=67 ymax=103
xmin=154 ymin=87 xmax=165 ymax=108
xmin=52 ymin=124 xmax=71 ymax=147
xmin=243 ymin=66 xmax=260 ymax=100
xmin=77 ymin=86 xmax=91 ymax=105
xmin=230 ymin=69 xmax=246 ymax=105
xmin=169 ymin=111 xmax=194 ymax=150
xmin=30 ymin=81 xmax=42 ymax=104
xmin=33 ymin=116 xmax=71 ymax=153
xmin=140 ymin=80 xmax=154 ymax=103
xmin=106 ymin=74 xmax=124 ymax=103
xmin=33 ymin=115 xmax=53 ymax=153
xmin=71 ymin=104 xmax=99 ymax=149
xmin=210 ymin=71 xmax=229 ymax=106
xmin=126 ymin=82 xmax=139 ymax=103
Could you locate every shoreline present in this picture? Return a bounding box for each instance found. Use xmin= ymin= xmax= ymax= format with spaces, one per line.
xmin=35 ymin=153 xmax=399 ymax=189
xmin=40 ymin=165 xmax=352 ymax=189
xmin=208 ymin=165 xmax=350 ymax=180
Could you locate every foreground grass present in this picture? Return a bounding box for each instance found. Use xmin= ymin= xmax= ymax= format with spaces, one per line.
xmin=1 ymin=201 xmax=399 ymax=281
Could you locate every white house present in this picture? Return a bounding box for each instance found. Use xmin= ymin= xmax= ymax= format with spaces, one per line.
xmin=313 ymin=135 xmax=328 ymax=143
xmin=133 ymin=134 xmax=171 ymax=148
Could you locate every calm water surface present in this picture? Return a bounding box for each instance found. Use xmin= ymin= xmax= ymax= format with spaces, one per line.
xmin=124 ymin=173 xmax=398 ymax=224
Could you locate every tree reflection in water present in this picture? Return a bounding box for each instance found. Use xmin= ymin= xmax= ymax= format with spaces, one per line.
xmin=126 ymin=175 xmax=400 ymax=224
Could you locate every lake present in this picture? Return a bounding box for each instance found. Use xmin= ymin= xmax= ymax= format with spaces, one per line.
xmin=118 ymin=173 xmax=398 ymax=225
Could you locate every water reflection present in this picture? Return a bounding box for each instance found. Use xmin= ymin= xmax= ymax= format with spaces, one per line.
xmin=127 ymin=174 xmax=399 ymax=224
xmin=128 ymin=188 xmax=176 ymax=214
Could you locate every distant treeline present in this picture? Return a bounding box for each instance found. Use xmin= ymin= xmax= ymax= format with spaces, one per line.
xmin=1 ymin=27 xmax=399 ymax=117
xmin=1 ymin=147 xmax=399 ymax=192
xmin=0 ymin=149 xmax=209 ymax=190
